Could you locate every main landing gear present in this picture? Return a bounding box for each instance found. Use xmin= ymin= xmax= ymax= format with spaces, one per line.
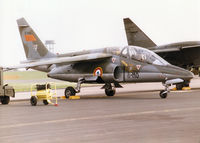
xmin=103 ymin=83 xmax=116 ymax=97
xmin=64 ymin=80 xmax=122 ymax=98
xmin=64 ymin=78 xmax=84 ymax=98
xmin=64 ymin=87 xmax=76 ymax=98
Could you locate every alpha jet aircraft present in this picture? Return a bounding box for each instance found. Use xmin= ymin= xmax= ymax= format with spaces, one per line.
xmin=8 ymin=18 xmax=194 ymax=99
xmin=123 ymin=18 xmax=200 ymax=90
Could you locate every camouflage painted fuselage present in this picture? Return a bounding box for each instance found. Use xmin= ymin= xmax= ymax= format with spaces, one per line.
xmin=44 ymin=46 xmax=193 ymax=84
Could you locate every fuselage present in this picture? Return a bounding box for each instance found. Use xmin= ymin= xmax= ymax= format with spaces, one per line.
xmin=31 ymin=46 xmax=194 ymax=84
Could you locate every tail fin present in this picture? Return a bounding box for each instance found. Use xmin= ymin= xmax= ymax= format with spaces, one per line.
xmin=17 ymin=18 xmax=56 ymax=60
xmin=123 ymin=18 xmax=157 ymax=48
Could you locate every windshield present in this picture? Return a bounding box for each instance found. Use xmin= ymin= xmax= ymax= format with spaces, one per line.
xmin=121 ymin=46 xmax=170 ymax=66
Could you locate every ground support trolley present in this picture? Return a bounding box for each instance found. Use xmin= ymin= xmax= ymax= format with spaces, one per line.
xmin=30 ymin=83 xmax=58 ymax=106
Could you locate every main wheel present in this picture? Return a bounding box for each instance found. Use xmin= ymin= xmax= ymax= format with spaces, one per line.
xmin=105 ymin=89 xmax=116 ymax=96
xmin=1 ymin=96 xmax=10 ymax=104
xmin=43 ymin=100 xmax=49 ymax=105
xmin=159 ymin=90 xmax=168 ymax=99
xmin=176 ymin=81 xmax=190 ymax=90
xmin=65 ymin=87 xmax=76 ymax=98
xmin=30 ymin=96 xmax=37 ymax=106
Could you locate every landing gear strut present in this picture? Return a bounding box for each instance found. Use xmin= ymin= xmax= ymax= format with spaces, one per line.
xmin=64 ymin=78 xmax=84 ymax=99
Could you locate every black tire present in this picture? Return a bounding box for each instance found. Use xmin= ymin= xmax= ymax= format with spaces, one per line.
xmin=176 ymin=83 xmax=183 ymax=90
xmin=176 ymin=81 xmax=190 ymax=90
xmin=160 ymin=90 xmax=168 ymax=99
xmin=183 ymin=82 xmax=190 ymax=87
xmin=1 ymin=96 xmax=10 ymax=105
xmin=43 ymin=100 xmax=49 ymax=105
xmin=105 ymin=89 xmax=116 ymax=96
xmin=64 ymin=87 xmax=76 ymax=98
xmin=30 ymin=96 xmax=37 ymax=106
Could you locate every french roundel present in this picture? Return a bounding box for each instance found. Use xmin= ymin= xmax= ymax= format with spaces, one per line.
xmin=93 ymin=67 xmax=103 ymax=76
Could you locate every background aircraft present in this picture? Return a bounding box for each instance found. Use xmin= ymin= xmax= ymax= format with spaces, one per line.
xmin=123 ymin=18 xmax=200 ymax=90
xmin=8 ymin=18 xmax=193 ymax=99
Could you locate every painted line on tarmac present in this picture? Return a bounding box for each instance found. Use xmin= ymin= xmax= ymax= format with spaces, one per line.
xmin=1 ymin=106 xmax=200 ymax=129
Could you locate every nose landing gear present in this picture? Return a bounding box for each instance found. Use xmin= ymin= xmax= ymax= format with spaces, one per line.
xmin=160 ymin=83 xmax=169 ymax=99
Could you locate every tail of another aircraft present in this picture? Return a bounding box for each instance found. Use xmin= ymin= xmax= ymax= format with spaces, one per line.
xmin=17 ymin=18 xmax=56 ymax=60
xmin=123 ymin=18 xmax=157 ymax=48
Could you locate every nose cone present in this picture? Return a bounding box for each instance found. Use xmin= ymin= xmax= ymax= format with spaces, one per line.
xmin=164 ymin=65 xmax=194 ymax=80
xmin=182 ymin=69 xmax=194 ymax=80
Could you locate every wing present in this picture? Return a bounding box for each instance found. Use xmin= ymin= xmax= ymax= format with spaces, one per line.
xmin=152 ymin=45 xmax=200 ymax=53
xmin=5 ymin=53 xmax=112 ymax=70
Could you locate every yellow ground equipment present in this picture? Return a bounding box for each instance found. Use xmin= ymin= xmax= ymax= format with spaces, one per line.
xmin=30 ymin=83 xmax=58 ymax=106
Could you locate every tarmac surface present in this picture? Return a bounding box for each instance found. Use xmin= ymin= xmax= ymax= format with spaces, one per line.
xmin=1 ymin=79 xmax=200 ymax=143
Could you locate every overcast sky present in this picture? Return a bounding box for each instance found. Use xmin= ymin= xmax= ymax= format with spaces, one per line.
xmin=0 ymin=0 xmax=200 ymax=66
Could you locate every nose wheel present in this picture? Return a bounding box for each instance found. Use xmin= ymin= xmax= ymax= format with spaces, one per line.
xmin=159 ymin=90 xmax=168 ymax=99
xmin=160 ymin=83 xmax=170 ymax=99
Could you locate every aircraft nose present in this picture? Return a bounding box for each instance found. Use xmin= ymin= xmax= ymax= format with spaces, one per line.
xmin=177 ymin=67 xmax=194 ymax=80
xmin=186 ymin=70 xmax=194 ymax=79
xmin=166 ymin=65 xmax=194 ymax=80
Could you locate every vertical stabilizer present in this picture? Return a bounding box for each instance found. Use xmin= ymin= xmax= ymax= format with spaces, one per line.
xmin=17 ymin=18 xmax=56 ymax=60
xmin=123 ymin=18 xmax=157 ymax=48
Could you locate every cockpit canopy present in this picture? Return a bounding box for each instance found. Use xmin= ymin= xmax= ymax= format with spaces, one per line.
xmin=121 ymin=46 xmax=170 ymax=66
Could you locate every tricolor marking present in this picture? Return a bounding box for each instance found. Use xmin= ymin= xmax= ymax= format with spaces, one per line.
xmin=93 ymin=67 xmax=103 ymax=76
